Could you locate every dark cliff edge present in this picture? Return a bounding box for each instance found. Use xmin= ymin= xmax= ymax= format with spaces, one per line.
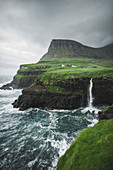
xmin=0 ymin=65 xmax=50 ymax=90
xmin=12 ymin=77 xmax=113 ymax=111
xmin=12 ymin=77 xmax=89 ymax=110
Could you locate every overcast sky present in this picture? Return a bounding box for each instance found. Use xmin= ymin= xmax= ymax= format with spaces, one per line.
xmin=0 ymin=0 xmax=113 ymax=75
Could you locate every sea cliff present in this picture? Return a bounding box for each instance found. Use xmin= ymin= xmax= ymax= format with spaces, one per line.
xmin=12 ymin=77 xmax=113 ymax=110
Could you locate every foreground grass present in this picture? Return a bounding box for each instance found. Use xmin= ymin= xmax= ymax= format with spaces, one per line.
xmin=57 ymin=119 xmax=113 ymax=170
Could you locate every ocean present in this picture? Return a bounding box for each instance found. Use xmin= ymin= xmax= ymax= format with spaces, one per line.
xmin=0 ymin=75 xmax=99 ymax=170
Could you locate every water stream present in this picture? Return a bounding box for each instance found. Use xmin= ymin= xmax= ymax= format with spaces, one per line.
xmin=82 ymin=78 xmax=100 ymax=114
xmin=88 ymin=78 xmax=93 ymax=108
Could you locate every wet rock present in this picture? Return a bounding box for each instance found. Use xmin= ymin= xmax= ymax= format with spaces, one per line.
xmin=93 ymin=77 xmax=113 ymax=106
xmin=98 ymin=104 xmax=113 ymax=120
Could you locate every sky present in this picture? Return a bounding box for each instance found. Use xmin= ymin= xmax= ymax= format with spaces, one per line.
xmin=0 ymin=0 xmax=113 ymax=75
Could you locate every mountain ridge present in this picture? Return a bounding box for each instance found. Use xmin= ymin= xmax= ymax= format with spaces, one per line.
xmin=40 ymin=39 xmax=113 ymax=61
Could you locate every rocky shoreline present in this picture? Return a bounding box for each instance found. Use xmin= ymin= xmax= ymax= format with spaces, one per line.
xmin=12 ymin=77 xmax=113 ymax=111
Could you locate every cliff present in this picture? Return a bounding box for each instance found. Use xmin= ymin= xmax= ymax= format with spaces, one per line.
xmin=0 ymin=65 xmax=51 ymax=89
xmin=12 ymin=77 xmax=89 ymax=110
xmin=12 ymin=77 xmax=113 ymax=110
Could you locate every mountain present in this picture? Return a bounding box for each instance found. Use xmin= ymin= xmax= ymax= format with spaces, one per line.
xmin=40 ymin=39 xmax=113 ymax=61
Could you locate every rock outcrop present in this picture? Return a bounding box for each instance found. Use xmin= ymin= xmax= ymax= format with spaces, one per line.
xmin=12 ymin=78 xmax=89 ymax=110
xmin=12 ymin=77 xmax=113 ymax=111
xmin=93 ymin=77 xmax=113 ymax=106
xmin=0 ymin=66 xmax=49 ymax=90
xmin=98 ymin=104 xmax=113 ymax=120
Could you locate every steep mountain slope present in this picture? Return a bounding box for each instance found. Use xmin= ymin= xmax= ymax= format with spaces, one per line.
xmin=40 ymin=39 xmax=113 ymax=61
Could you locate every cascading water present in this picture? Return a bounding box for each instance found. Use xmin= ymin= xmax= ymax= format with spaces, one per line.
xmin=82 ymin=78 xmax=100 ymax=114
xmin=88 ymin=78 xmax=93 ymax=108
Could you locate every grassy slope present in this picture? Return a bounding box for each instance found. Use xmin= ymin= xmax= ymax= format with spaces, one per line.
xmin=37 ymin=58 xmax=113 ymax=84
xmin=15 ymin=57 xmax=113 ymax=90
xmin=57 ymin=119 xmax=113 ymax=170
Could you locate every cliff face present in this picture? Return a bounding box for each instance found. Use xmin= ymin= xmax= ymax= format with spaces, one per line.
xmin=93 ymin=77 xmax=113 ymax=106
xmin=12 ymin=77 xmax=113 ymax=111
xmin=41 ymin=39 xmax=113 ymax=61
xmin=0 ymin=66 xmax=49 ymax=89
xmin=13 ymin=78 xmax=89 ymax=110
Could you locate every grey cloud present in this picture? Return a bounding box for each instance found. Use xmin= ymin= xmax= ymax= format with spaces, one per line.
xmin=0 ymin=0 xmax=113 ymax=75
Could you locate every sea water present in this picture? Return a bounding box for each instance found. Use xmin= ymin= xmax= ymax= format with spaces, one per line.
xmin=0 ymin=75 xmax=99 ymax=170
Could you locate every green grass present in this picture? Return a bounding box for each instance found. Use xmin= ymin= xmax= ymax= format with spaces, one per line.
xmin=39 ymin=67 xmax=113 ymax=84
xmin=16 ymin=57 xmax=113 ymax=86
xmin=102 ymin=104 xmax=113 ymax=113
xmin=14 ymin=74 xmax=38 ymax=79
xmin=20 ymin=57 xmax=113 ymax=67
xmin=46 ymin=86 xmax=65 ymax=94
xmin=18 ymin=69 xmax=45 ymax=72
xmin=57 ymin=119 xmax=113 ymax=170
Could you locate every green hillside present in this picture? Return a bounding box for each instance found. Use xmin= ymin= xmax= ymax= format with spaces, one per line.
xmin=57 ymin=119 xmax=113 ymax=170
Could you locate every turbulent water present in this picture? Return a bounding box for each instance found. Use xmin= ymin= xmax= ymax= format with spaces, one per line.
xmin=0 ymin=75 xmax=100 ymax=170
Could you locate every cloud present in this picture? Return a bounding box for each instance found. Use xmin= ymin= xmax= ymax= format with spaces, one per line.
xmin=0 ymin=0 xmax=113 ymax=75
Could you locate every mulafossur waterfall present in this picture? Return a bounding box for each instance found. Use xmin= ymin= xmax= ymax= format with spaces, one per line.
xmin=88 ymin=78 xmax=93 ymax=108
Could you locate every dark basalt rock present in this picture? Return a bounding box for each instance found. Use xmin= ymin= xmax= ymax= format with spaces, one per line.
xmin=93 ymin=77 xmax=113 ymax=106
xmin=12 ymin=78 xmax=89 ymax=110
xmin=12 ymin=77 xmax=113 ymax=111
xmin=0 ymin=83 xmax=12 ymax=90
xmin=13 ymin=91 xmax=83 ymax=111
xmin=98 ymin=104 xmax=113 ymax=120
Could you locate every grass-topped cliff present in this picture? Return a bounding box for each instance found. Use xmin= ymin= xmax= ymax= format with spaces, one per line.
xmin=12 ymin=57 xmax=113 ymax=89
xmin=12 ymin=39 xmax=113 ymax=89
xmin=57 ymin=118 xmax=113 ymax=170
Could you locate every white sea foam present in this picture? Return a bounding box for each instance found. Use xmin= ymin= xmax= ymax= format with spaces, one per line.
xmin=81 ymin=106 xmax=100 ymax=114
xmin=88 ymin=119 xmax=98 ymax=127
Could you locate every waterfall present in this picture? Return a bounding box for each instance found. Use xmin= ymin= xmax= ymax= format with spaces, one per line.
xmin=82 ymin=78 xmax=100 ymax=114
xmin=88 ymin=78 xmax=93 ymax=108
